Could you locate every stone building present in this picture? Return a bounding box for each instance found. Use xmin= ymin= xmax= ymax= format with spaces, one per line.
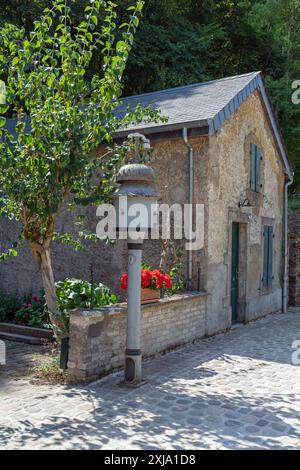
xmin=0 ymin=71 xmax=293 ymax=336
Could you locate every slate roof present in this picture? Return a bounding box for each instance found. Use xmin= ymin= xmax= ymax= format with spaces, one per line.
xmin=116 ymin=71 xmax=260 ymax=133
xmin=116 ymin=71 xmax=292 ymax=178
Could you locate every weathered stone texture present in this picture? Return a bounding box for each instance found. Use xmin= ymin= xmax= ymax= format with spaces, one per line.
xmin=289 ymin=235 xmax=300 ymax=306
xmin=0 ymin=136 xmax=208 ymax=298
xmin=68 ymin=292 xmax=207 ymax=382
xmin=289 ymin=206 xmax=300 ymax=236
xmin=0 ymin=90 xmax=287 ymax=339
xmin=206 ymin=90 xmax=285 ymax=334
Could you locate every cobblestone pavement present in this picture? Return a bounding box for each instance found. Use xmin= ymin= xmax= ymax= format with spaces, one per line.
xmin=1 ymin=309 xmax=300 ymax=450
xmin=0 ymin=340 xmax=51 ymax=383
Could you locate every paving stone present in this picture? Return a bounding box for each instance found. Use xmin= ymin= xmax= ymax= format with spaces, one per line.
xmin=270 ymin=422 xmax=288 ymax=433
xmin=245 ymin=425 xmax=260 ymax=433
xmin=225 ymin=420 xmax=241 ymax=428
xmin=256 ymin=419 xmax=269 ymax=427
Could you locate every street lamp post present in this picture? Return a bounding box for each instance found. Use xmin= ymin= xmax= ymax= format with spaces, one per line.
xmin=126 ymin=233 xmax=143 ymax=383
xmin=113 ymin=134 xmax=159 ymax=386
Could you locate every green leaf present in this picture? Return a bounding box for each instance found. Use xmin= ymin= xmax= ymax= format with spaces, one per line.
xmin=8 ymin=249 xmax=18 ymax=257
xmin=91 ymin=16 xmax=98 ymax=26
xmin=0 ymin=116 xmax=6 ymax=127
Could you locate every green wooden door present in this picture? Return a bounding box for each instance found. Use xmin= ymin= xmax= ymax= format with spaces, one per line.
xmin=231 ymin=223 xmax=239 ymax=324
xmin=263 ymin=225 xmax=273 ymax=287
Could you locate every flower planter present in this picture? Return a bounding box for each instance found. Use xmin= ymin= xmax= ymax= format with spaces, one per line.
xmin=141 ymin=288 xmax=160 ymax=305
xmin=0 ymin=322 xmax=53 ymax=345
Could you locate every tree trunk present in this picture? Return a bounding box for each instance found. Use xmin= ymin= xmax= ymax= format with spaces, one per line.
xmin=28 ymin=240 xmax=67 ymax=342
xmin=23 ymin=209 xmax=67 ymax=342
xmin=39 ymin=247 xmax=68 ymax=341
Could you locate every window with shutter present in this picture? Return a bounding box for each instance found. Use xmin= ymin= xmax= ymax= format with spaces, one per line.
xmin=263 ymin=225 xmax=274 ymax=288
xmin=250 ymin=143 xmax=262 ymax=193
xmin=250 ymin=143 xmax=256 ymax=191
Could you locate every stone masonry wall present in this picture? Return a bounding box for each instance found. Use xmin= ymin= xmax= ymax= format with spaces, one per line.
xmin=206 ymin=90 xmax=285 ymax=334
xmin=68 ymin=292 xmax=207 ymax=383
xmin=0 ymin=136 xmax=208 ymax=298
xmin=289 ymin=235 xmax=300 ymax=306
xmin=289 ymin=206 xmax=300 ymax=236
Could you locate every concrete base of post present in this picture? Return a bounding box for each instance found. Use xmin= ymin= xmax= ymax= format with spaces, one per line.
xmin=123 ymin=349 xmax=142 ymax=384
xmin=125 ymin=349 xmax=142 ymax=380
xmin=120 ymin=348 xmax=146 ymax=388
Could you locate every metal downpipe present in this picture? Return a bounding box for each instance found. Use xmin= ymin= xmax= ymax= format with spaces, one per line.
xmin=182 ymin=127 xmax=194 ymax=290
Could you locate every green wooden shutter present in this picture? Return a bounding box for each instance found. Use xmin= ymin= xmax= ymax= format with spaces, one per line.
xmin=250 ymin=143 xmax=256 ymax=191
xmin=255 ymin=146 xmax=261 ymax=192
xmin=263 ymin=225 xmax=274 ymax=287
xmin=267 ymin=226 xmax=273 ymax=286
xmin=263 ymin=226 xmax=268 ymax=286
xmin=250 ymin=144 xmax=262 ymax=192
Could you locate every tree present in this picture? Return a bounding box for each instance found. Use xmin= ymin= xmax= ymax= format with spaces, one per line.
xmin=0 ymin=0 xmax=158 ymax=340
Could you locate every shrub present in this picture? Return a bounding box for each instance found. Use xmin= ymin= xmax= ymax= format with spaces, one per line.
xmin=0 ymin=280 xmax=117 ymax=332
xmin=167 ymin=262 xmax=186 ymax=296
xmin=55 ymin=278 xmax=118 ymax=311
xmin=15 ymin=294 xmax=50 ymax=329
xmin=0 ymin=289 xmax=23 ymax=322
xmin=0 ymin=290 xmax=50 ymax=329
xmin=52 ymin=278 xmax=118 ymax=332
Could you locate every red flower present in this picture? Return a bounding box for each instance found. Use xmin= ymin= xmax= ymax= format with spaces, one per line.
xmin=141 ymin=271 xmax=150 ymax=288
xmin=120 ymin=268 xmax=172 ymax=291
xmin=143 ymin=269 xmax=153 ymax=281
xmin=120 ymin=273 xmax=128 ymax=290
xmin=164 ymin=274 xmax=172 ymax=289
xmin=152 ymin=269 xmax=161 ymax=277
xmin=155 ymin=272 xmax=166 ymax=289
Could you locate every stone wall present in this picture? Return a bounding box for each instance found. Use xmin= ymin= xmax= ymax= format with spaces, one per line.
xmin=68 ymin=292 xmax=207 ymax=383
xmin=206 ymin=90 xmax=285 ymax=334
xmin=289 ymin=235 xmax=300 ymax=306
xmin=0 ymin=136 xmax=208 ymax=297
xmin=289 ymin=206 xmax=300 ymax=236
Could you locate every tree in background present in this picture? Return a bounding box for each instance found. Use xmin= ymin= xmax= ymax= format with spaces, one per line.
xmin=124 ymin=0 xmax=300 ymax=188
xmin=0 ymin=0 xmax=158 ymax=340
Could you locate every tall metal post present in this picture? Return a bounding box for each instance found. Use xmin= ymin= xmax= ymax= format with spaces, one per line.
xmin=125 ymin=235 xmax=143 ymax=384
xmin=112 ymin=133 xmax=158 ymax=387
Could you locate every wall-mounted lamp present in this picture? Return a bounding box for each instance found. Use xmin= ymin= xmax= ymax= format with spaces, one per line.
xmin=239 ymin=198 xmax=254 ymax=209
